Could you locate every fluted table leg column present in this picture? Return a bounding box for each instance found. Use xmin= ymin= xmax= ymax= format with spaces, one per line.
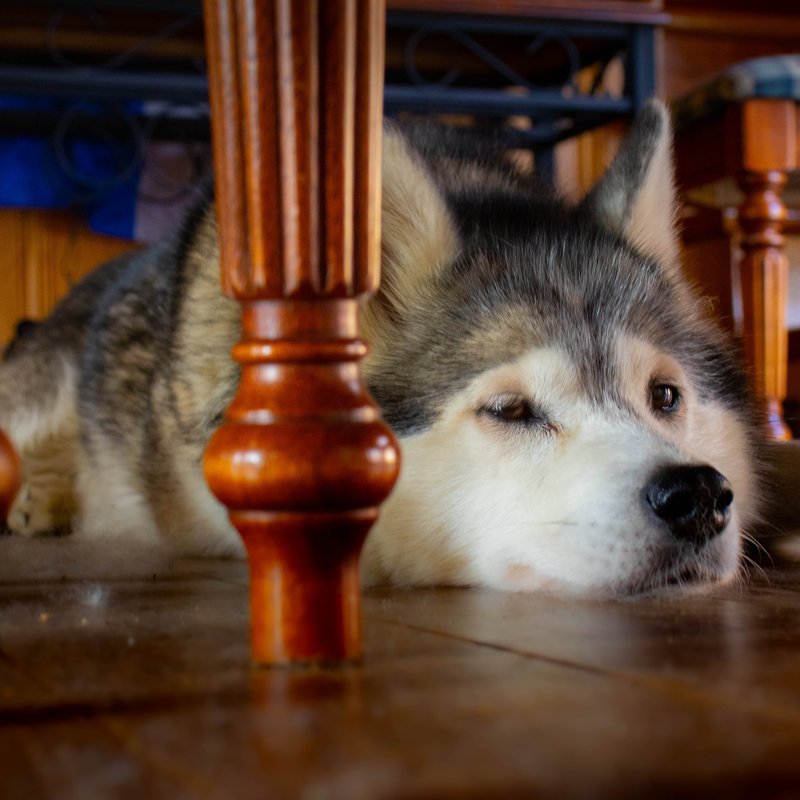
xmin=202 ymin=0 xmax=399 ymax=665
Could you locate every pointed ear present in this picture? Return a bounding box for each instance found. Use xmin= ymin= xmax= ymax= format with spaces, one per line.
xmin=378 ymin=125 xmax=461 ymax=314
xmin=363 ymin=124 xmax=461 ymax=358
xmin=581 ymin=100 xmax=679 ymax=268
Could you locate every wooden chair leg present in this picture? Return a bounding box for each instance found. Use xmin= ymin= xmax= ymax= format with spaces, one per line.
xmin=0 ymin=429 xmax=20 ymax=522
xmin=737 ymin=168 xmax=791 ymax=440
xmin=202 ymin=0 xmax=399 ymax=665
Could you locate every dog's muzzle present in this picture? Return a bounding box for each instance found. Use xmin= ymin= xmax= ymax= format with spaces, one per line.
xmin=644 ymin=464 xmax=733 ymax=544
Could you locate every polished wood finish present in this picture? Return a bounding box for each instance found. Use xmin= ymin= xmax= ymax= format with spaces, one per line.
xmin=0 ymin=209 xmax=138 ymax=347
xmin=6 ymin=549 xmax=800 ymax=795
xmin=662 ymin=1 xmax=800 ymax=101
xmin=730 ymin=100 xmax=795 ymax=439
xmin=637 ymin=1 xmax=800 ymax=434
xmin=387 ymin=0 xmax=667 ymax=24
xmin=202 ymin=0 xmax=399 ymax=665
xmin=676 ymin=99 xmax=798 ymax=439
xmin=0 ymin=428 xmax=20 ymax=522
xmin=738 ymin=168 xmax=791 ymax=439
xmin=679 ymin=205 xmax=737 ymax=333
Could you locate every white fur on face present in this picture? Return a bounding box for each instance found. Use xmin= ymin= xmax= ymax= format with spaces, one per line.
xmin=362 ymin=339 xmax=754 ymax=595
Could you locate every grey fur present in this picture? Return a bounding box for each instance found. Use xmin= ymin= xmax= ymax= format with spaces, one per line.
xmin=0 ymin=102 xmax=778 ymax=589
xmin=580 ymin=101 xmax=669 ymax=237
xmin=371 ymin=109 xmax=751 ymax=438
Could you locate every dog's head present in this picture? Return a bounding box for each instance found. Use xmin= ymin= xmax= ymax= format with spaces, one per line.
xmin=362 ymin=101 xmax=758 ymax=595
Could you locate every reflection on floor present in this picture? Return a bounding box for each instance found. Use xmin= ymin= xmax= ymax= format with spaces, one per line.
xmin=3 ymin=538 xmax=800 ymax=798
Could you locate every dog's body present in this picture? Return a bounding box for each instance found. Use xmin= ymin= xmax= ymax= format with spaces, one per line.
xmin=0 ymin=102 xmax=772 ymax=594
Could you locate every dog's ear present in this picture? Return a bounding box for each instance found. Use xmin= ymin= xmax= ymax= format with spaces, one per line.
xmin=376 ymin=125 xmax=461 ymax=312
xmin=363 ymin=124 xmax=461 ymax=355
xmin=581 ymin=100 xmax=678 ymax=269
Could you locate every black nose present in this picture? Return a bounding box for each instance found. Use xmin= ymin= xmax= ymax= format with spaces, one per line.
xmin=644 ymin=465 xmax=733 ymax=544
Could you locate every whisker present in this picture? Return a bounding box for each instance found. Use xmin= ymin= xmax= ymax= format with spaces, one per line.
xmin=739 ymin=552 xmax=769 ymax=584
xmin=741 ymin=530 xmax=774 ymax=568
xmin=751 ymin=518 xmax=787 ymax=538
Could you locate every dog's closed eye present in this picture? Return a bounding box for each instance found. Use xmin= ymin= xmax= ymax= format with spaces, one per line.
xmin=478 ymin=394 xmax=557 ymax=432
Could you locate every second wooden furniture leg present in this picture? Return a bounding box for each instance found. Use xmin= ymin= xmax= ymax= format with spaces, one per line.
xmin=733 ymin=99 xmax=796 ymax=440
xmin=737 ymin=168 xmax=791 ymax=440
xmin=202 ymin=0 xmax=399 ymax=665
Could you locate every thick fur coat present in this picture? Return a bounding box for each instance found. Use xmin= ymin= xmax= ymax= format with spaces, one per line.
xmin=0 ymin=101 xmax=783 ymax=594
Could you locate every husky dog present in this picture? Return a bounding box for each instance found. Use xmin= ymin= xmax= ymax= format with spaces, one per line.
xmin=0 ymin=101 xmax=771 ymax=594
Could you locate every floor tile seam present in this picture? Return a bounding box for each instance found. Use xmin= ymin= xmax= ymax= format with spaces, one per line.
xmin=375 ymin=616 xmax=800 ymax=724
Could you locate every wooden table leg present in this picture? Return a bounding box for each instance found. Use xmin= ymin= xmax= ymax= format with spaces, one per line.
xmin=202 ymin=0 xmax=399 ymax=665
xmin=733 ymin=99 xmax=797 ymax=440
xmin=0 ymin=428 xmax=20 ymax=523
xmin=738 ymin=168 xmax=791 ymax=440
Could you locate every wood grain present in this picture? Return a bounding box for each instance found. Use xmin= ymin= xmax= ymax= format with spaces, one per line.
xmin=0 ymin=209 xmax=138 ymax=347
xmin=662 ymin=1 xmax=800 ymax=100
xmin=5 ymin=554 xmax=800 ymax=796
xmin=676 ymin=100 xmax=798 ymax=440
xmin=738 ymin=169 xmax=791 ymax=439
xmin=734 ymin=101 xmax=797 ymax=440
xmin=202 ymin=0 xmax=399 ymax=665
xmin=386 ymin=0 xmax=668 ymax=24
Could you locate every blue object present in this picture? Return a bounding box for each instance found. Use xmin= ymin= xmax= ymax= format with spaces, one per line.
xmin=0 ymin=97 xmax=142 ymax=239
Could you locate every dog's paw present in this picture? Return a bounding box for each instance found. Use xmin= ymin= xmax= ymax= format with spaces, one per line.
xmin=6 ymin=481 xmax=72 ymax=536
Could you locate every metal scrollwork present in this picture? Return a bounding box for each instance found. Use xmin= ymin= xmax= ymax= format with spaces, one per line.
xmin=19 ymin=4 xmax=211 ymax=207
xmin=52 ymin=102 xmax=143 ymax=198
xmin=0 ymin=4 xmax=655 ymax=190
xmin=403 ymin=24 xmax=583 ymax=94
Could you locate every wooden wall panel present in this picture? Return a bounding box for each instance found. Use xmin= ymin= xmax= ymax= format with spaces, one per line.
xmin=0 ymin=209 xmax=138 ymax=346
xmin=680 ymin=235 xmax=737 ymax=333
xmin=1 ymin=212 xmax=27 ymax=348
xmin=662 ymin=2 xmax=800 ymax=100
xmin=662 ymin=28 xmax=800 ymax=101
xmin=556 ymin=119 xmax=627 ymax=202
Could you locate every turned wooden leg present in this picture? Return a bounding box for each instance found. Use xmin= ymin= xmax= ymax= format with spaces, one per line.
xmin=0 ymin=429 xmax=20 ymax=523
xmin=202 ymin=0 xmax=399 ymax=665
xmin=737 ymin=169 xmax=791 ymax=440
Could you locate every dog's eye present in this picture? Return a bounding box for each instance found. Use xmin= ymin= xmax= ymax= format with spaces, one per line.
xmin=481 ymin=396 xmax=550 ymax=429
xmin=650 ymin=383 xmax=680 ymax=414
xmin=490 ymin=399 xmax=533 ymax=423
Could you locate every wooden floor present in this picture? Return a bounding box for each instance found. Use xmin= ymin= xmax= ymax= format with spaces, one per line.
xmin=4 ymin=544 xmax=800 ymax=799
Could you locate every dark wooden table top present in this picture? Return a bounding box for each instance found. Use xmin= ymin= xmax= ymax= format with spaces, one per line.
xmin=387 ymin=0 xmax=668 ymax=24
xmin=2 ymin=537 xmax=800 ymax=799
